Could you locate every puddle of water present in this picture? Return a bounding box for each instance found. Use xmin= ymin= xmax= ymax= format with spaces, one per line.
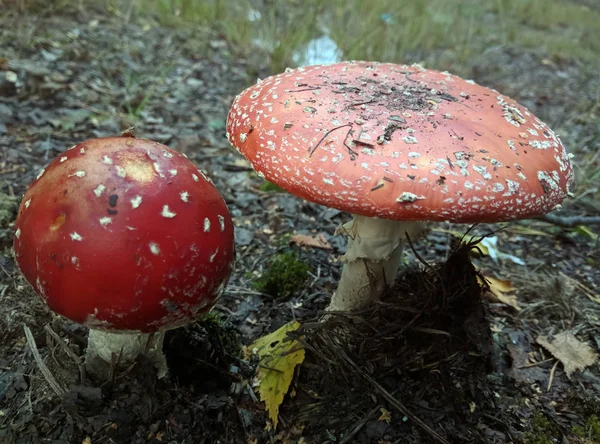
xmin=293 ymin=34 xmax=343 ymax=66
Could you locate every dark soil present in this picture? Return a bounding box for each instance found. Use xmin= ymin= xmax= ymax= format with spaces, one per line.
xmin=1 ymin=5 xmax=599 ymax=444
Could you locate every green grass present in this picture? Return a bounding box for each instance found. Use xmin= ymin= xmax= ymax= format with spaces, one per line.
xmin=101 ymin=0 xmax=600 ymax=70
xmin=11 ymin=0 xmax=600 ymax=71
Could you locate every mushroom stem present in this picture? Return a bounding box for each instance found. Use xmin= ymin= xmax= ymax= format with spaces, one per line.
xmin=326 ymin=215 xmax=425 ymax=312
xmin=85 ymin=329 xmax=167 ymax=378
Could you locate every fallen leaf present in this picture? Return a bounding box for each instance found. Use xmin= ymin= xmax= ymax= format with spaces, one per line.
xmin=378 ymin=407 xmax=392 ymax=424
xmin=536 ymin=331 xmax=598 ymax=379
xmin=290 ymin=233 xmax=332 ymax=250
xmin=250 ymin=321 xmax=305 ymax=429
xmin=478 ymin=275 xmax=521 ymax=310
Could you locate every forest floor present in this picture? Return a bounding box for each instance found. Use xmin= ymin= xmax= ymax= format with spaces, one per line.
xmin=0 ymin=4 xmax=599 ymax=444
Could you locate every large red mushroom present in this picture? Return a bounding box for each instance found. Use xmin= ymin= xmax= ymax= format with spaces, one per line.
xmin=226 ymin=61 xmax=574 ymax=312
xmin=14 ymin=136 xmax=235 ymax=376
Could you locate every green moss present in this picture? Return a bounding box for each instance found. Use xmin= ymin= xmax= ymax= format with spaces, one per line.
xmin=198 ymin=311 xmax=242 ymax=357
xmin=524 ymin=413 xmax=556 ymax=444
xmin=0 ymin=193 xmax=17 ymax=228
xmin=259 ymin=180 xmax=285 ymax=193
xmin=572 ymin=415 xmax=600 ymax=442
xmin=251 ymin=251 xmax=310 ymax=298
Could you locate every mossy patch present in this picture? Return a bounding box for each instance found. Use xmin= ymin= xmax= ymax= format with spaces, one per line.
xmin=259 ymin=180 xmax=285 ymax=193
xmin=0 ymin=192 xmax=17 ymax=228
xmin=251 ymin=251 xmax=310 ymax=298
xmin=524 ymin=413 xmax=558 ymax=444
xmin=572 ymin=415 xmax=600 ymax=442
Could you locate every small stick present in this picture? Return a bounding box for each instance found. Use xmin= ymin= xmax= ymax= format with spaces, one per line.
xmin=23 ymin=325 xmax=66 ymax=396
xmin=517 ymin=358 xmax=555 ymax=369
xmin=536 ymin=213 xmax=600 ymax=228
xmin=336 ymin=348 xmax=449 ymax=444
xmin=340 ymin=404 xmax=381 ymax=444
xmin=547 ymin=360 xmax=559 ymax=392
xmin=44 ymin=324 xmax=86 ymax=382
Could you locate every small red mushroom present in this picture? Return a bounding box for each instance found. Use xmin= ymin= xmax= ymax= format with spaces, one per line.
xmin=14 ymin=136 xmax=235 ymax=377
xmin=226 ymin=61 xmax=574 ymax=312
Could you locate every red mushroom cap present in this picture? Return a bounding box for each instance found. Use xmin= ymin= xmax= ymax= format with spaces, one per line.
xmin=226 ymin=61 xmax=574 ymax=223
xmin=14 ymin=137 xmax=235 ymax=332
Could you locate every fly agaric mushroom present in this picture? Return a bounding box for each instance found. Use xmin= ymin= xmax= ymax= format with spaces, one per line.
xmin=226 ymin=61 xmax=574 ymax=312
xmin=14 ymin=136 xmax=235 ymax=377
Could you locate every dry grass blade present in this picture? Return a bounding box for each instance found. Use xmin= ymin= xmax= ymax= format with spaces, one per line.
xmin=23 ymin=324 xmax=66 ymax=396
xmin=44 ymin=324 xmax=85 ymax=383
xmin=335 ymin=346 xmax=450 ymax=444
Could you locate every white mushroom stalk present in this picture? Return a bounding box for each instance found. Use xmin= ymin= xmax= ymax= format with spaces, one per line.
xmin=86 ymin=330 xmax=167 ymax=376
xmin=327 ymin=215 xmax=426 ymax=312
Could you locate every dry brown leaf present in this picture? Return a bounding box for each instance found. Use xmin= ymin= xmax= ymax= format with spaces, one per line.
xmin=478 ymin=275 xmax=521 ymax=311
xmin=378 ymin=407 xmax=392 ymax=424
xmin=536 ymin=331 xmax=598 ymax=379
xmin=290 ymin=233 xmax=332 ymax=250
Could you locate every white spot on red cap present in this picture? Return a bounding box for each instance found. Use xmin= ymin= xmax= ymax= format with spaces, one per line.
xmin=209 ymin=247 xmax=219 ymax=263
xmin=149 ymin=242 xmax=160 ymax=255
xmin=103 ymin=156 xmax=112 ymax=164
xmin=15 ymin=228 xmax=20 ymax=239
xmin=99 ymin=217 xmax=112 ymax=226
xmin=70 ymin=232 xmax=83 ymax=241
xmin=60 ymin=156 xmax=68 ymax=163
xmin=131 ymin=195 xmax=142 ymax=209
xmin=218 ymin=215 xmax=225 ymax=231
xmin=397 ymin=192 xmax=425 ymax=203
xmin=161 ymin=205 xmax=176 ymax=218
xmin=204 ymin=218 xmax=211 ymax=232
xmin=25 ymin=199 xmax=31 ymax=208
xmin=180 ymin=191 xmax=189 ymax=202
xmin=36 ymin=169 xmax=45 ymax=180
xmin=69 ymin=171 xmax=86 ymax=178
xmin=93 ymin=184 xmax=106 ymax=197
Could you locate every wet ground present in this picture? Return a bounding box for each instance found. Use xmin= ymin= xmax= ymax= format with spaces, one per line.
xmin=1 ymin=5 xmax=599 ymax=444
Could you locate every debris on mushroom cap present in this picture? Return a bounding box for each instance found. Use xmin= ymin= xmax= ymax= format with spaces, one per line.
xmin=226 ymin=61 xmax=574 ymax=223
xmin=13 ymin=137 xmax=235 ymax=332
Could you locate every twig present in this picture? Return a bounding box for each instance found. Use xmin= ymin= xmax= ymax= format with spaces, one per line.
xmin=547 ymin=360 xmax=559 ymax=392
xmin=335 ymin=348 xmax=450 ymax=444
xmin=23 ymin=325 xmax=66 ymax=396
xmin=517 ymin=358 xmax=555 ymax=369
xmin=340 ymin=404 xmax=382 ymax=444
xmin=536 ymin=213 xmax=600 ymax=228
xmin=44 ymin=324 xmax=86 ymax=383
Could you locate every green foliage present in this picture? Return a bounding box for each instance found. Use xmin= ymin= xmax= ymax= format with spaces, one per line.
xmin=524 ymin=413 xmax=557 ymax=444
xmin=198 ymin=311 xmax=242 ymax=357
xmin=0 ymin=193 xmax=17 ymax=228
xmin=259 ymin=180 xmax=285 ymax=193
xmin=572 ymin=415 xmax=600 ymax=442
xmin=251 ymin=251 xmax=310 ymax=298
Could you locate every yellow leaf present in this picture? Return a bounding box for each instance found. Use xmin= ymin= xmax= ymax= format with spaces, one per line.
xmin=378 ymin=407 xmax=392 ymax=424
xmin=478 ymin=275 xmax=521 ymax=311
xmin=250 ymin=321 xmax=305 ymax=429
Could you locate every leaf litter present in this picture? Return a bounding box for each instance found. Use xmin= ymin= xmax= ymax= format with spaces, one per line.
xmin=537 ymin=331 xmax=598 ymax=379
